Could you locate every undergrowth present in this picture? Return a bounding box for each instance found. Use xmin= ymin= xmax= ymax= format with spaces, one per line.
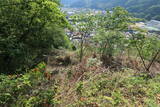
xmin=69 ymin=70 xmax=160 ymax=107
xmin=1 ymin=59 xmax=160 ymax=107
xmin=0 ymin=63 xmax=58 ymax=107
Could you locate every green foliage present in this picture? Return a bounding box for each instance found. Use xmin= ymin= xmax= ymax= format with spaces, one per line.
xmin=94 ymin=30 xmax=126 ymax=57
xmin=86 ymin=57 xmax=102 ymax=67
xmin=130 ymin=33 xmax=160 ymax=60
xmin=0 ymin=1 xmax=160 ymax=106
xmin=76 ymin=82 xmax=84 ymax=96
xmin=0 ymin=62 xmax=57 ymax=107
xmin=0 ymin=0 xmax=71 ymax=74
xmin=70 ymin=13 xmax=96 ymax=33
xmin=69 ymin=13 xmax=96 ymax=62
xmin=72 ymin=70 xmax=160 ymax=106
xmin=93 ymin=7 xmax=132 ymax=62
xmin=91 ymin=7 xmax=160 ymax=69
xmin=98 ymin=7 xmax=131 ymax=31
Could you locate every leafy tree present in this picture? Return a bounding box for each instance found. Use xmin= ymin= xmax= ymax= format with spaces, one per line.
xmin=93 ymin=7 xmax=133 ymax=66
xmin=0 ymin=0 xmax=70 ymax=74
xmin=129 ymin=31 xmax=160 ymax=72
xmin=70 ymin=13 xmax=96 ymax=62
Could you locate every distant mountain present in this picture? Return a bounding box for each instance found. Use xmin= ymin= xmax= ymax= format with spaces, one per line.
xmin=61 ymin=0 xmax=160 ymax=21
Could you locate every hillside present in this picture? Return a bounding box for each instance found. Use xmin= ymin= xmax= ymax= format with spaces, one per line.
xmin=61 ymin=0 xmax=160 ymax=20
xmin=1 ymin=60 xmax=160 ymax=106
xmin=1 ymin=0 xmax=160 ymax=106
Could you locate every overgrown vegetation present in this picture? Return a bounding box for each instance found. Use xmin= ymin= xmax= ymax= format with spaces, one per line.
xmin=0 ymin=62 xmax=57 ymax=107
xmin=60 ymin=68 xmax=160 ymax=106
xmin=0 ymin=0 xmax=160 ymax=107
xmin=0 ymin=0 xmax=71 ymax=74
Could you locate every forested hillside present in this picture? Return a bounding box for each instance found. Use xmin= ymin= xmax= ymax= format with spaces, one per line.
xmin=62 ymin=0 xmax=160 ymax=20
xmin=1 ymin=0 xmax=160 ymax=106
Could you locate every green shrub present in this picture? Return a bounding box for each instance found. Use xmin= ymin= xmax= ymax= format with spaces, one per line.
xmin=0 ymin=62 xmax=57 ymax=107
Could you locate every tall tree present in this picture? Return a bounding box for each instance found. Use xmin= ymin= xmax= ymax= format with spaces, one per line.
xmin=70 ymin=13 xmax=96 ymax=62
xmin=93 ymin=7 xmax=133 ymax=66
xmin=0 ymin=0 xmax=70 ymax=74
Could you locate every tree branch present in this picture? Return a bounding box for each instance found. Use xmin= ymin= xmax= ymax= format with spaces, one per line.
xmin=147 ymin=49 xmax=160 ymax=71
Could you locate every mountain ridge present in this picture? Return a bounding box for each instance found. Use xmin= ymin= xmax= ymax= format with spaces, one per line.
xmin=61 ymin=0 xmax=160 ymax=21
